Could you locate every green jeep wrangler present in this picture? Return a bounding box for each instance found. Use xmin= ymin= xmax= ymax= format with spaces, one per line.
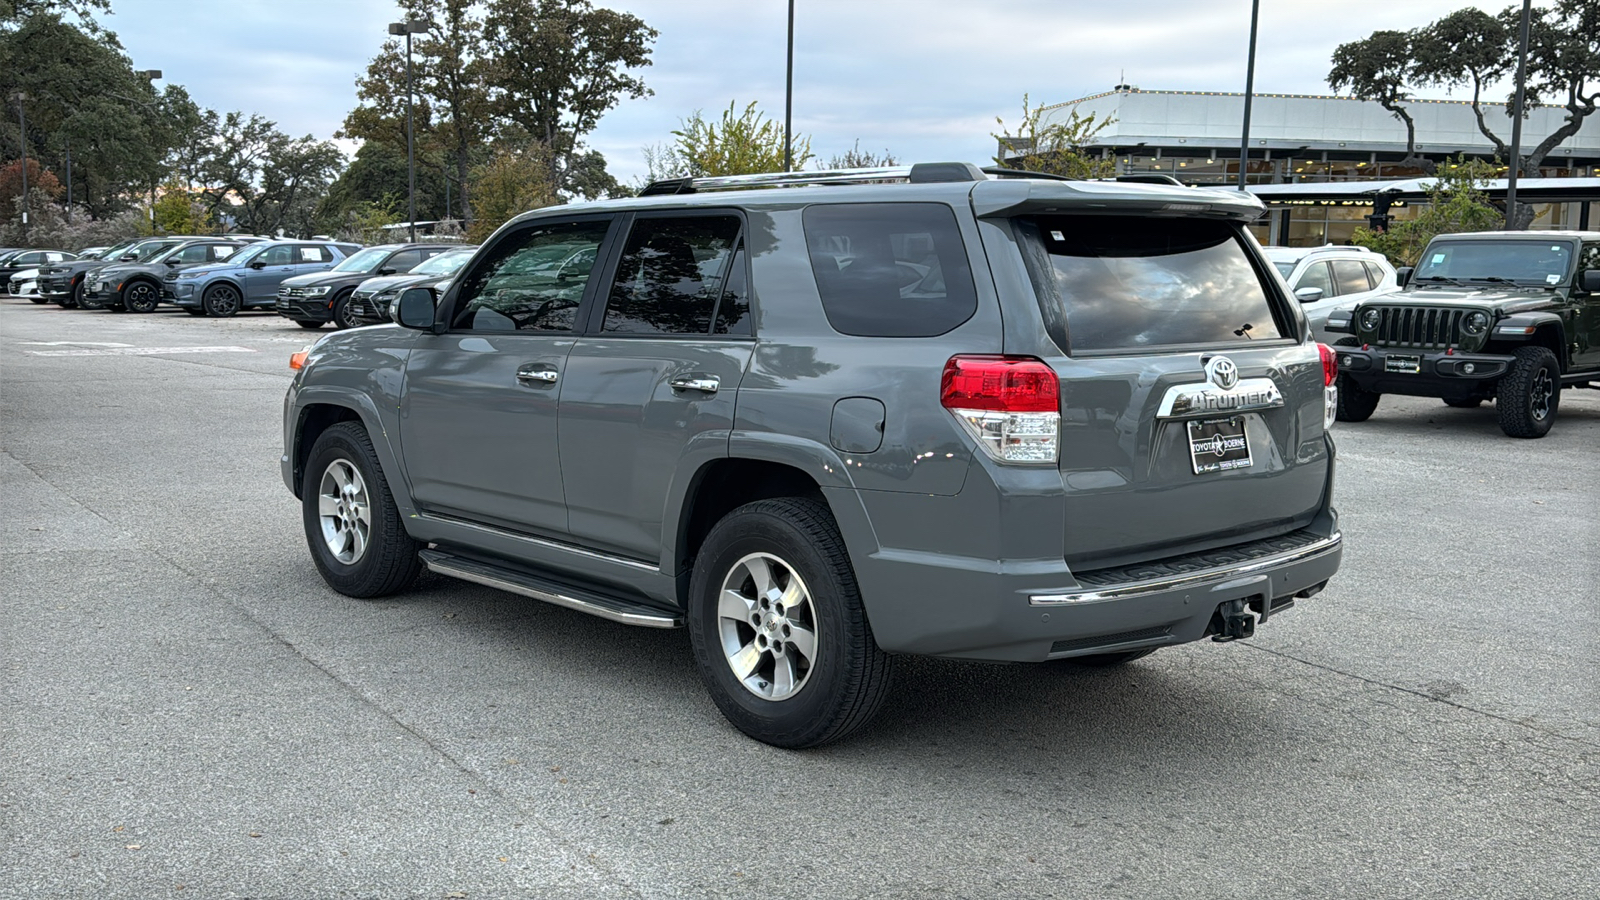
xmin=1327 ymin=230 xmax=1600 ymax=438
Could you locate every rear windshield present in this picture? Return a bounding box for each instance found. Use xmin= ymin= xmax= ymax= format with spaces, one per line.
xmin=1022 ymin=216 xmax=1284 ymax=353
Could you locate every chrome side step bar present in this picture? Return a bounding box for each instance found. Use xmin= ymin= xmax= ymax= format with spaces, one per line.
xmin=1030 ymin=533 xmax=1342 ymax=606
xmin=419 ymin=549 xmax=682 ymax=629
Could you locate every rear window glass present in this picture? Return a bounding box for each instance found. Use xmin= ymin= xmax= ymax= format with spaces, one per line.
xmin=802 ymin=203 xmax=977 ymax=337
xmin=1025 ymin=216 xmax=1284 ymax=352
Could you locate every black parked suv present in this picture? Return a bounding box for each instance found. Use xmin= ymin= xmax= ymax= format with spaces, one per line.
xmin=275 ymin=243 xmax=459 ymax=329
xmin=345 ymin=245 xmax=479 ymax=326
xmin=1327 ymin=230 xmax=1600 ymax=437
xmin=80 ymin=239 xmax=247 ymax=312
xmin=37 ymin=242 xmax=134 ymax=307
xmin=282 ymin=163 xmax=1343 ymax=747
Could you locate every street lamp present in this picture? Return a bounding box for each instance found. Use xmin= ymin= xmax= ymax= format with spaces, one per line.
xmin=1237 ymin=0 xmax=1260 ymax=191
xmin=389 ymin=20 xmax=428 ymax=243
xmin=9 ymin=91 xmax=27 ymax=241
xmin=783 ymin=0 xmax=794 ymax=172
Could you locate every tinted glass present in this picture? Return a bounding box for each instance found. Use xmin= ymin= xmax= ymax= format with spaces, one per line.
xmin=259 ymin=245 xmax=295 ymax=266
xmin=1272 ymin=261 xmax=1295 ymax=277
xmin=1415 ymin=239 xmax=1573 ymax=284
xmin=803 ymin=203 xmax=977 ymax=337
xmin=1331 ymin=259 xmax=1373 ymax=294
xmin=453 ymin=219 xmax=611 ymax=332
xmin=387 ymin=249 xmax=423 ymax=272
xmin=1362 ymin=261 xmax=1386 ymax=286
xmin=1296 ymin=261 xmax=1333 ymax=295
xmin=411 ymin=249 xmax=474 ymax=276
xmin=332 ymin=247 xmax=387 ymax=272
xmin=715 ymin=245 xmax=753 ymax=335
xmin=602 ymin=216 xmax=742 ymax=335
xmin=173 ymin=244 xmax=211 ymax=264
xmin=1027 ymin=215 xmax=1284 ymax=352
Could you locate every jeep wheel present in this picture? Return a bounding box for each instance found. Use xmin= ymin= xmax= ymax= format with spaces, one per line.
xmin=1443 ymin=397 xmax=1482 ymax=409
xmin=123 ymin=281 xmax=160 ymax=313
xmin=1497 ymin=346 xmax=1560 ymax=439
xmin=1335 ymin=375 xmax=1380 ymax=422
xmin=202 ymin=284 xmax=242 ymax=317
xmin=687 ymin=497 xmax=894 ymax=749
xmin=330 ymin=291 xmax=358 ymax=329
xmin=302 ymin=422 xmax=422 ymax=598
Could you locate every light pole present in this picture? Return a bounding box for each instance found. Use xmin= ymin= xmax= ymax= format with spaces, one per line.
xmin=10 ymin=91 xmax=27 ymax=242
xmin=783 ymin=0 xmax=794 ymax=172
xmin=1237 ymin=0 xmax=1260 ymax=191
xmin=389 ymin=20 xmax=427 ymax=242
xmin=137 ymin=70 xmax=162 ymax=230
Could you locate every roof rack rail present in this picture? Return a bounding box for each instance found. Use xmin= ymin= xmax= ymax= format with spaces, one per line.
xmin=637 ymin=162 xmax=987 ymax=196
xmin=1107 ymin=174 xmax=1186 ymax=186
xmin=981 ymin=166 xmax=1078 ymax=182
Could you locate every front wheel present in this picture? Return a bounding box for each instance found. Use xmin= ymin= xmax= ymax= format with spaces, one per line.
xmin=1497 ymin=346 xmax=1560 ymax=438
xmin=302 ymin=422 xmax=422 ymax=598
xmin=330 ymin=291 xmax=358 ymax=329
xmin=687 ymin=498 xmax=894 ymax=749
xmin=1335 ymin=375 xmax=1380 ymax=422
xmin=202 ymin=284 xmax=242 ymax=317
xmin=123 ymin=281 xmax=160 ymax=313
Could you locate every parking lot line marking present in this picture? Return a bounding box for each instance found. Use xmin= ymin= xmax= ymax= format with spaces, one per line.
xmin=23 ymin=346 xmax=258 ymax=357
xmin=20 ymin=341 xmax=135 ymax=347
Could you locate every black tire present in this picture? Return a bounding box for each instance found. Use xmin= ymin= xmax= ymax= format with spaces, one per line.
xmin=1496 ymin=346 xmax=1560 ymax=439
xmin=1443 ymin=397 xmax=1482 ymax=409
xmin=60 ymin=279 xmax=83 ymax=309
xmin=28 ymin=295 xmax=48 ymax=304
xmin=687 ymin=497 xmax=894 ymax=749
xmin=1334 ymin=375 xmax=1380 ymax=422
xmin=202 ymin=283 xmax=242 ymax=317
xmin=330 ymin=290 xmax=358 ymax=330
xmin=123 ymin=280 xmax=161 ymax=313
xmin=295 ymin=319 xmax=324 ymax=330
xmin=302 ymin=422 xmax=422 ymax=598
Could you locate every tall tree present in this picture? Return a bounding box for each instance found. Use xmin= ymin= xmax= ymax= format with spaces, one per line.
xmin=483 ymin=0 xmax=655 ymax=195
xmin=1512 ymin=0 xmax=1600 ymax=174
xmin=1412 ymin=9 xmax=1512 ymax=158
xmin=1329 ymin=30 xmax=1428 ymax=167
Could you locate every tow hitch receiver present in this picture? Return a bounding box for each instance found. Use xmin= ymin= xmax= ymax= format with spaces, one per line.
xmin=1210 ymin=598 xmax=1256 ymax=642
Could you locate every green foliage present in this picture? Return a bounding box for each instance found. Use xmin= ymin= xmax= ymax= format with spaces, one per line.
xmin=666 ymin=101 xmax=812 ymax=178
xmin=1352 ymin=156 xmax=1504 ymax=266
xmin=150 ymin=180 xmax=214 ymax=235
xmin=1328 ymin=30 xmax=1422 ymax=158
xmin=822 ymin=140 xmax=897 ymax=170
xmin=465 ymin=147 xmax=558 ymax=243
xmin=992 ymin=94 xmax=1115 ymax=179
xmin=333 ymin=198 xmax=404 ymax=246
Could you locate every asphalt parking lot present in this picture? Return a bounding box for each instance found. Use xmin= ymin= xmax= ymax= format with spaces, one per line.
xmin=3 ymin=297 xmax=1597 ymax=900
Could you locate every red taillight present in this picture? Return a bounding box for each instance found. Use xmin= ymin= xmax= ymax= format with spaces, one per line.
xmin=940 ymin=355 xmax=1059 ymax=413
xmin=1317 ymin=343 xmax=1337 ymax=386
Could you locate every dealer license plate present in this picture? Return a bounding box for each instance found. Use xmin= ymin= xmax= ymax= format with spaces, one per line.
xmin=1385 ymin=354 xmax=1421 ymax=374
xmin=1187 ymin=417 xmax=1252 ymax=475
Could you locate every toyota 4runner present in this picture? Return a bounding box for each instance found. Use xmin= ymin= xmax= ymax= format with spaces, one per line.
xmin=1327 ymin=230 xmax=1600 ymax=437
xmin=282 ymin=163 xmax=1344 ymax=747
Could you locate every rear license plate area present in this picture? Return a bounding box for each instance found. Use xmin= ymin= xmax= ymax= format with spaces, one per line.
xmin=1187 ymin=417 xmax=1252 ymax=475
xmin=1385 ymin=354 xmax=1421 ymax=374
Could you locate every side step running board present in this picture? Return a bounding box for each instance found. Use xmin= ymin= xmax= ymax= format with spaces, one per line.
xmin=419 ymin=549 xmax=682 ymax=629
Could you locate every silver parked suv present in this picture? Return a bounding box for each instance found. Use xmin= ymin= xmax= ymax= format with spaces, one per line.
xmin=282 ymin=163 xmax=1343 ymax=747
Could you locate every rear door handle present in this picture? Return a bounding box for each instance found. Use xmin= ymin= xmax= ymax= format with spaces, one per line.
xmin=669 ymin=375 xmax=720 ymax=394
xmin=516 ymin=363 xmax=559 ymax=385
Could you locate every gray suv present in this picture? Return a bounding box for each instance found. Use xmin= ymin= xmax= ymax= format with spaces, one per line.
xmin=282 ymin=163 xmax=1343 ymax=747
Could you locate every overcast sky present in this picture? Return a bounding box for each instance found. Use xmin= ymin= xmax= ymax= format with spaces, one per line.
xmin=108 ymin=0 xmax=1522 ymax=185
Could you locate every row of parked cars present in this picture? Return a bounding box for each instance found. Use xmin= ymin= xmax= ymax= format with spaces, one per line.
xmin=1 ymin=236 xmax=477 ymax=329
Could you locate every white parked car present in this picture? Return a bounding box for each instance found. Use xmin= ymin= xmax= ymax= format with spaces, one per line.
xmin=1263 ymin=245 xmax=1398 ymax=344
xmin=9 ymin=267 xmax=43 ymax=302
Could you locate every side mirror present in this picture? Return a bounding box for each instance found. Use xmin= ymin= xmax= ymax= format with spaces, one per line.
xmin=120 ymin=254 xmax=138 ymax=261
xmin=378 ymin=267 xmax=397 ymax=276
xmin=395 ymin=286 xmax=437 ymax=330
xmin=1580 ymin=270 xmax=1600 ymax=292
xmin=249 ymin=260 xmax=268 ymax=269
xmin=1395 ymin=266 xmax=1413 ymax=288
xmin=1295 ymin=286 xmax=1324 ymax=303
xmin=165 ymin=258 xmax=181 ymax=266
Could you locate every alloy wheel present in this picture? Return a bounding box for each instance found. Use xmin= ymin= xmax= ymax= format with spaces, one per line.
xmin=316 ymin=458 xmax=371 ymax=565
xmin=716 ymin=552 xmax=819 ymax=701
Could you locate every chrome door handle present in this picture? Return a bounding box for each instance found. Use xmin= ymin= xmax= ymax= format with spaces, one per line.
xmin=516 ymin=364 xmax=559 ymax=385
xmin=669 ymin=375 xmax=720 ymax=394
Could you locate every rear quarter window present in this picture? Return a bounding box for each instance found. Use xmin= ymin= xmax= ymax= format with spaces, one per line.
xmin=1021 ymin=215 xmax=1286 ymax=353
xmin=802 ymin=202 xmax=977 ymax=337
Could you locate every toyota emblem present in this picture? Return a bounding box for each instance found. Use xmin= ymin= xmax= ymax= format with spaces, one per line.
xmin=1205 ymin=356 xmax=1239 ymax=390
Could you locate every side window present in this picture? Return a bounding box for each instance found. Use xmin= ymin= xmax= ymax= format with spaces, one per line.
xmin=296 ymin=245 xmax=332 ymax=263
xmin=715 ymin=244 xmax=753 ymax=335
xmin=387 ymin=249 xmax=423 ymax=273
xmin=601 ymin=215 xmax=743 ymax=335
xmin=802 ymin=202 xmax=978 ymax=337
xmin=211 ymin=245 xmax=237 ymax=262
xmin=1331 ymin=259 xmax=1373 ymax=294
xmin=175 ymin=244 xmax=211 ymax=264
xmin=452 ymin=219 xmax=611 ymax=332
xmin=260 ymin=245 xmax=295 ymax=266
xmin=1363 ymin=261 xmax=1388 ymax=287
xmin=1295 ymin=261 xmax=1333 ymax=295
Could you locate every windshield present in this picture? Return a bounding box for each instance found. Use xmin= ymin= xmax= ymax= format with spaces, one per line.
xmin=332 ymin=247 xmax=389 ymax=273
xmin=410 ymin=249 xmax=475 ymax=276
xmin=130 ymin=241 xmax=180 ymax=262
xmin=220 ymin=243 xmax=267 ymax=266
xmin=1414 ymin=240 xmax=1574 ymax=285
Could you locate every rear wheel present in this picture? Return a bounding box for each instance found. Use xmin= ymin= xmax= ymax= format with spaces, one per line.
xmin=123 ymin=281 xmax=160 ymax=313
xmin=687 ymin=497 xmax=893 ymax=749
xmin=302 ymin=422 xmax=422 ymax=598
xmin=1497 ymin=346 xmax=1560 ymax=438
xmin=202 ymin=283 xmax=242 ymax=317
xmin=1335 ymin=375 xmax=1380 ymax=422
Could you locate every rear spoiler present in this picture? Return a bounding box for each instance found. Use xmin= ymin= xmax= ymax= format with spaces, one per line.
xmin=970 ymin=178 xmax=1265 ymax=221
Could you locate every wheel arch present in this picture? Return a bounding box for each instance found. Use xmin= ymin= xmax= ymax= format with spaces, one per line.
xmin=1490 ymin=313 xmax=1567 ymax=371
xmin=289 ymin=392 xmax=411 ymax=514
